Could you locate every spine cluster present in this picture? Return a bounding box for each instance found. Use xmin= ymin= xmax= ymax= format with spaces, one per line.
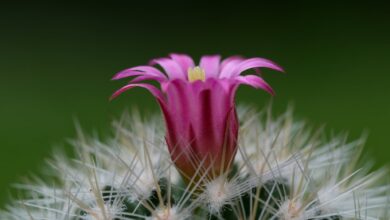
xmin=1 ymin=108 xmax=389 ymax=220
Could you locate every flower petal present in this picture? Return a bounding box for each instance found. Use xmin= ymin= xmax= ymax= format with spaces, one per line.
xmin=236 ymin=75 xmax=275 ymax=95
xmin=169 ymin=53 xmax=195 ymax=73
xmin=233 ymin=58 xmax=284 ymax=77
xmin=110 ymin=83 xmax=164 ymax=101
xmin=112 ymin=66 xmax=166 ymax=80
xmin=219 ymin=56 xmax=245 ymax=78
xmin=200 ymin=55 xmax=221 ymax=78
xmin=220 ymin=56 xmax=244 ymax=69
xmin=130 ymin=75 xmax=166 ymax=83
xmin=150 ymin=58 xmax=186 ymax=80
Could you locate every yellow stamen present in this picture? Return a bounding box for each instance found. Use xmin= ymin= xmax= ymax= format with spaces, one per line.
xmin=188 ymin=66 xmax=206 ymax=82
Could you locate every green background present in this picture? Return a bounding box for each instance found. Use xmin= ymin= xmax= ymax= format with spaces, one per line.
xmin=1 ymin=1 xmax=389 ymax=207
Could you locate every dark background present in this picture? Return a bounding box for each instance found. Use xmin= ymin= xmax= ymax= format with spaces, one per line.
xmin=1 ymin=1 xmax=389 ymax=206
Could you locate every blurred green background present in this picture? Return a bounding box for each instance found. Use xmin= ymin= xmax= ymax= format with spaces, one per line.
xmin=1 ymin=1 xmax=389 ymax=207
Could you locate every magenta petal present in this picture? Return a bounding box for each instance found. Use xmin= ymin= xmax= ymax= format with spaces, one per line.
xmin=110 ymin=83 xmax=164 ymax=101
xmin=112 ymin=66 xmax=166 ymax=80
xmin=199 ymin=55 xmax=221 ymax=78
xmin=219 ymin=56 xmax=245 ymax=78
xmin=220 ymin=56 xmax=244 ymax=69
xmin=112 ymin=70 xmax=144 ymax=80
xmin=129 ymin=66 xmax=167 ymax=77
xmin=236 ymin=75 xmax=275 ymax=95
xmin=150 ymin=58 xmax=186 ymax=80
xmin=234 ymin=58 xmax=284 ymax=76
xmin=169 ymin=53 xmax=195 ymax=73
xmin=130 ymin=75 xmax=166 ymax=83
xmin=165 ymin=80 xmax=191 ymax=134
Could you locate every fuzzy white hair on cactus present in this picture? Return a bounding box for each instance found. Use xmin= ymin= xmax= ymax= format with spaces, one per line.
xmin=1 ymin=107 xmax=389 ymax=220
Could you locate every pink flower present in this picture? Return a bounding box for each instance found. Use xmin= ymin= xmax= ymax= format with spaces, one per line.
xmin=111 ymin=54 xmax=283 ymax=180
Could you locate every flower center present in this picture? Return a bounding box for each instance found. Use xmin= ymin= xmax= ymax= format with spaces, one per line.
xmin=188 ymin=66 xmax=206 ymax=82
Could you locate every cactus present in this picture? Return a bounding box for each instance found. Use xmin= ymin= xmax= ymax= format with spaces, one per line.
xmin=1 ymin=107 xmax=389 ymax=220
